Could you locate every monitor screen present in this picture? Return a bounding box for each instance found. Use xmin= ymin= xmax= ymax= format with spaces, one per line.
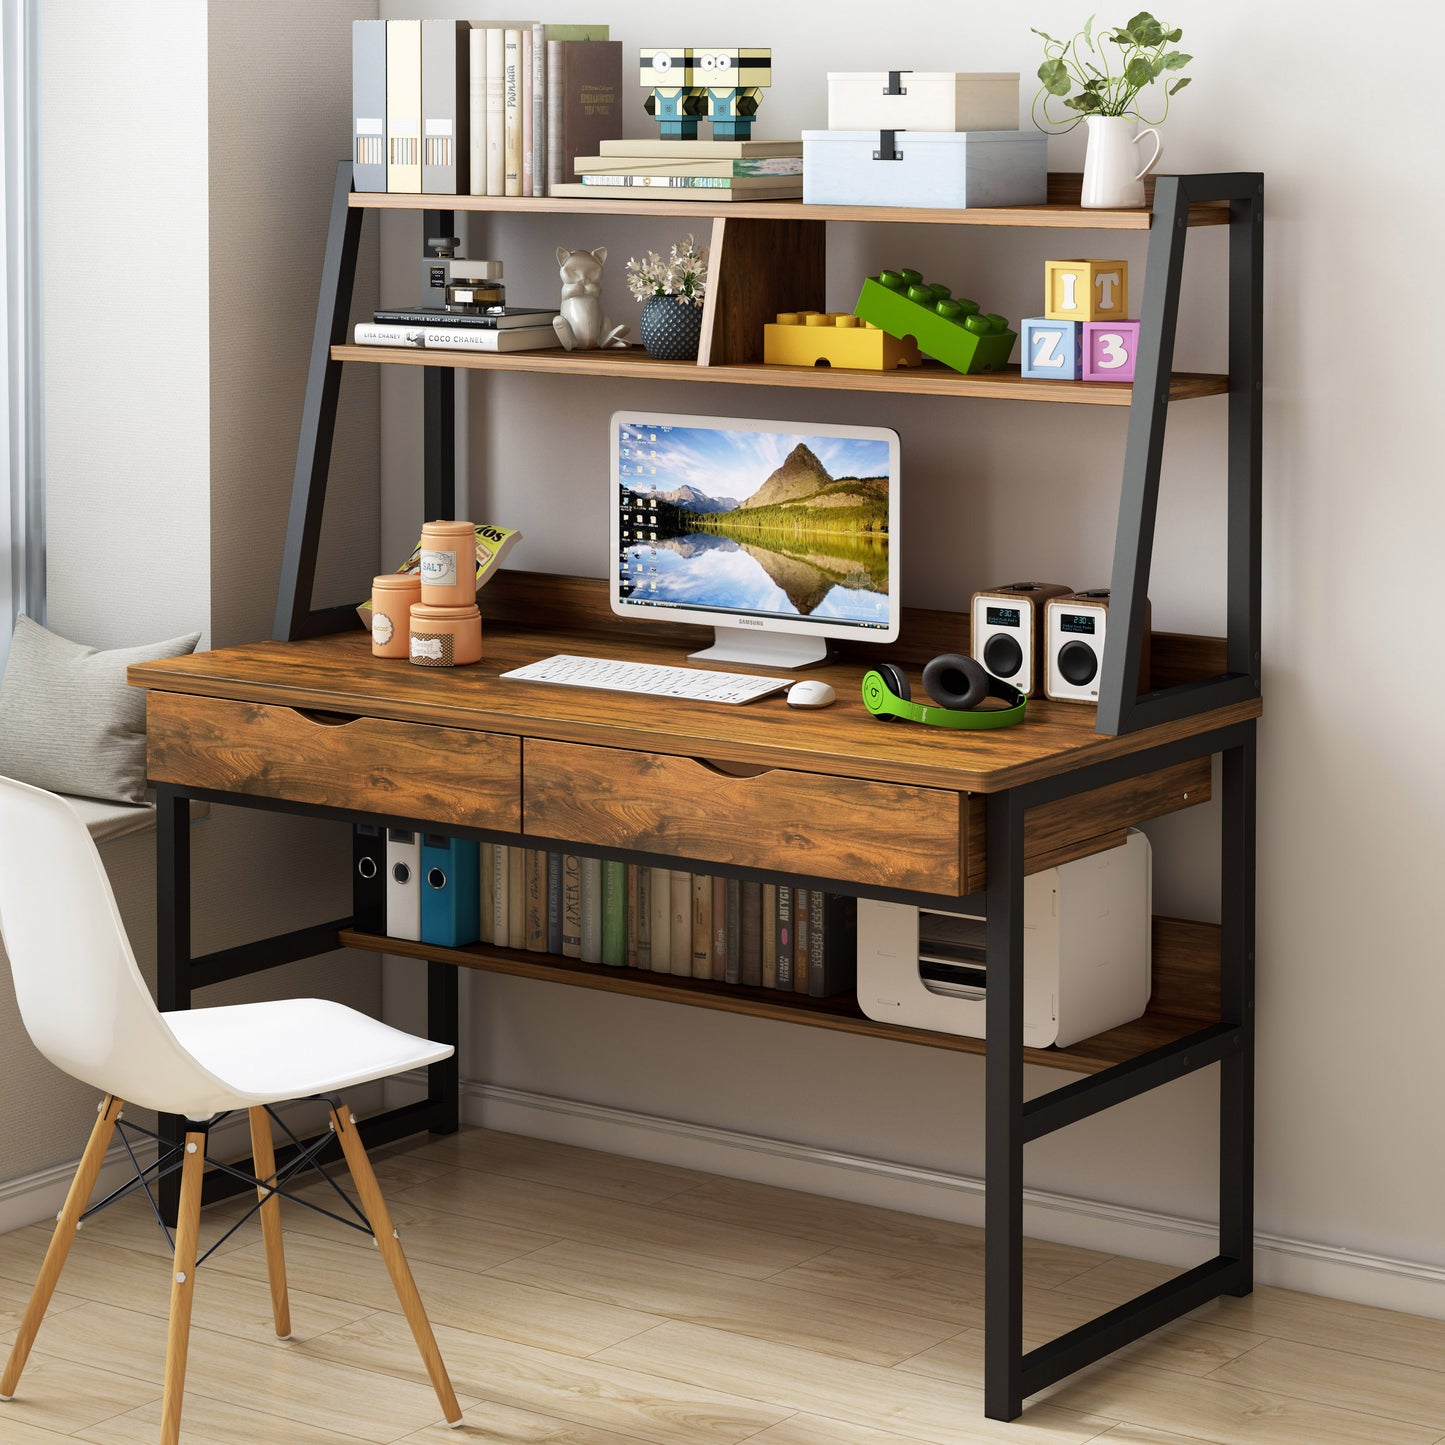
xmin=610 ymin=412 xmax=900 ymax=666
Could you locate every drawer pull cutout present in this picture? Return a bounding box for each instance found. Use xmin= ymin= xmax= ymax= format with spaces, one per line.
xmin=293 ymin=708 xmax=361 ymax=727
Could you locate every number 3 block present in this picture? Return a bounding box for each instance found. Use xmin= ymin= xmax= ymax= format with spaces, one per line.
xmin=1020 ymin=318 xmax=1083 ymax=380
xmin=1082 ymin=320 xmax=1141 ymax=382
xmin=1044 ymin=259 xmax=1129 ymax=322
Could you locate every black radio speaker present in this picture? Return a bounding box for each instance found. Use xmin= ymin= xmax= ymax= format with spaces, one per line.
xmin=1044 ymin=589 xmax=1151 ymax=703
xmin=970 ymin=583 xmax=1073 ymax=696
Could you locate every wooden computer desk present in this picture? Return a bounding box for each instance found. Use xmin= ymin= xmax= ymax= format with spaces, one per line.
xmin=128 ymin=571 xmax=1260 ymax=1420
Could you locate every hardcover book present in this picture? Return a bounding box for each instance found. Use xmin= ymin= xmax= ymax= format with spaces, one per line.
xmin=724 ymin=879 xmax=741 ymax=985
xmin=762 ymin=883 xmax=777 ymax=989
xmin=692 ymin=873 xmax=713 ymax=980
xmin=479 ymin=842 xmax=494 ymax=944
xmin=625 ymin=863 xmax=639 ymax=968
xmin=598 ymin=137 xmax=803 ymax=159
xmin=793 ymin=887 xmax=810 ymax=993
xmin=575 ymin=155 xmax=802 ymax=178
xmin=808 ymin=892 xmax=859 ymax=998
xmin=670 ymin=870 xmax=692 ymax=977
xmin=551 ymin=181 xmax=800 ymax=203
xmin=636 ymin=866 xmax=653 ymax=970
xmin=775 ymin=884 xmax=793 ymax=991
xmin=525 ymin=848 xmax=546 ymax=952
xmin=602 ymin=860 xmax=626 ymax=966
xmin=580 ymin=856 xmax=602 ymax=963
xmin=374 ymin=307 xmax=561 ymax=330
xmin=546 ymin=851 xmax=563 ymax=953
xmin=546 ymin=40 xmax=623 ymax=191
xmin=491 ymin=844 xmax=509 ymax=946
xmin=504 ymin=28 xmax=523 ymax=196
xmin=740 ymin=881 xmax=762 ymax=988
xmin=561 ymin=854 xmax=582 ymax=957
xmin=508 ymin=844 xmax=527 ymax=948
xmin=712 ymin=875 xmax=727 ymax=981
xmin=649 ymin=867 xmax=672 ymax=973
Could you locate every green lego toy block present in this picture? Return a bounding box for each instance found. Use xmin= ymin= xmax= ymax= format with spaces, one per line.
xmin=853 ymin=269 xmax=1016 ymax=375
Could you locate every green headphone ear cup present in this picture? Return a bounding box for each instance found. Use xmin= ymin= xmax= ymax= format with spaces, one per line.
xmin=922 ymin=653 xmax=988 ymax=711
xmin=861 ymin=666 xmax=906 ymax=719
xmin=875 ymin=662 xmax=911 ymax=701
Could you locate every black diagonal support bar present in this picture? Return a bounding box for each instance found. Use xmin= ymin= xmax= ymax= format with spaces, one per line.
xmin=274 ymin=160 xmax=365 ymax=642
xmin=1097 ymin=172 xmax=1265 ymax=736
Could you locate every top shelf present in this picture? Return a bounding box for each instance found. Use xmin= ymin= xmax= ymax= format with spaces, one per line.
xmin=349 ymin=171 xmax=1231 ymax=232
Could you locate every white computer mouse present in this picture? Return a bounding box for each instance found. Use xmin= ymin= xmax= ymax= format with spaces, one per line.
xmin=786 ymin=680 xmax=837 ymax=708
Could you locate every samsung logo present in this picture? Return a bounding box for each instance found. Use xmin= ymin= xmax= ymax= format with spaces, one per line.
xmin=738 ymin=617 xmax=763 ymax=627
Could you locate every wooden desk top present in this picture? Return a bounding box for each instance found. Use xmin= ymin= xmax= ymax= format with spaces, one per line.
xmin=130 ymin=576 xmax=1260 ymax=795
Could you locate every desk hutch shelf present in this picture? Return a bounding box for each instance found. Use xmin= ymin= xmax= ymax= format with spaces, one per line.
xmin=135 ymin=163 xmax=1263 ymax=1426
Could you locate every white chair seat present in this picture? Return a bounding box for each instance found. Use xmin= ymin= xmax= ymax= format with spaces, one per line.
xmin=161 ymin=998 xmax=452 ymax=1112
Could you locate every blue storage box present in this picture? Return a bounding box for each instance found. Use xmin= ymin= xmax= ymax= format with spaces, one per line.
xmin=803 ymin=129 xmax=1047 ymax=210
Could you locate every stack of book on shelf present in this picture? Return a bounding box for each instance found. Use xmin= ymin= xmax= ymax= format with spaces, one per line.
xmin=387 ymin=842 xmax=858 ymax=999
xmin=552 ymin=137 xmax=805 ymax=203
xmin=354 ymin=306 xmax=561 ymax=353
xmin=352 ymin=19 xmax=620 ymax=197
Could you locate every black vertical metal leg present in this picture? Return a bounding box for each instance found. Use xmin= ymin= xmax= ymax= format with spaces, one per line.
xmin=423 ymin=210 xmax=457 ymax=524
xmin=155 ymin=786 xmax=192 ymax=1225
xmin=984 ymin=788 xmax=1027 ymax=1421
xmin=1219 ymin=727 xmax=1257 ymax=1290
xmin=427 ymin=961 xmax=460 ymax=1135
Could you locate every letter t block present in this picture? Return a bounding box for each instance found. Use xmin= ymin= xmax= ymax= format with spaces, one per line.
xmin=1044 ymin=259 xmax=1129 ymax=322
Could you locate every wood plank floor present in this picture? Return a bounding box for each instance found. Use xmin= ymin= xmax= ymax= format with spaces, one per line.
xmin=1 ymin=1125 xmax=1443 ymax=1443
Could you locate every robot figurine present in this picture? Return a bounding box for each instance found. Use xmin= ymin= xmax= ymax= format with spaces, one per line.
xmin=639 ymin=48 xmax=772 ymax=141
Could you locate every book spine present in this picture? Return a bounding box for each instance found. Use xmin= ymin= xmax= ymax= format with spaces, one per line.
xmin=561 ymin=854 xmax=582 ymax=958
xmin=711 ymin=875 xmax=727 ymax=981
xmin=740 ymin=881 xmax=762 ymax=988
xmin=580 ymin=856 xmax=602 ymax=964
xmin=525 ymin=849 xmax=546 ymax=952
xmin=724 ymin=879 xmax=741 ymax=985
xmin=355 ymin=323 xmax=425 ymax=347
xmin=579 ymin=174 xmax=734 ymax=188
xmin=775 ymin=884 xmax=793 ymax=991
xmin=485 ymin=28 xmax=504 ymax=195
xmin=478 ymin=842 xmax=494 ymax=944
xmin=602 ymin=860 xmax=626 ymax=966
xmin=420 ymin=326 xmax=558 ymax=351
xmin=691 ymin=873 xmax=712 ymax=979
xmin=625 ymin=864 xmax=639 ymax=967
xmin=468 ymin=27 xmax=485 ymax=194
xmin=793 ymin=887 xmax=810 ymax=994
xmin=545 ymin=41 xmax=562 ymax=194
xmin=374 ymin=308 xmax=559 ymax=329
xmin=352 ymin=20 xmax=387 ymax=193
xmin=546 ymin=851 xmax=563 ymax=953
xmin=503 ymin=29 xmax=522 ymax=197
xmin=531 ymin=23 xmax=546 ymax=204
xmin=808 ymin=889 xmax=825 ymax=995
xmin=636 ymin=866 xmax=652 ymax=970
xmin=508 ymin=845 xmax=526 ymax=948
xmin=669 ymin=871 xmax=692 ymax=977
xmin=520 ymin=28 xmax=533 ymax=196
xmin=649 ymin=867 xmax=672 ymax=973
xmin=490 ymin=844 xmax=509 ymax=946
xmin=761 ymin=883 xmax=777 ymax=989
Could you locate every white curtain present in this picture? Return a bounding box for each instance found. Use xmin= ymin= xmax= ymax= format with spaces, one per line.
xmin=0 ymin=0 xmax=41 ymax=675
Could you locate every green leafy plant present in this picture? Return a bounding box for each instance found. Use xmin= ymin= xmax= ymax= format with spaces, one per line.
xmin=1032 ymin=12 xmax=1191 ymax=132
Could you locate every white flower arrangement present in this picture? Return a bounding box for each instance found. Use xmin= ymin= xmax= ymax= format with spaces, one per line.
xmin=625 ymin=234 xmax=709 ymax=308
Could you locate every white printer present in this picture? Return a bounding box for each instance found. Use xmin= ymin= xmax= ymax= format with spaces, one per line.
xmin=856 ymin=831 xmax=1151 ymax=1048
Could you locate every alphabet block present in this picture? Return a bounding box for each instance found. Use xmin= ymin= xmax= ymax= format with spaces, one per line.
xmin=1020 ymin=318 xmax=1083 ymax=380
xmin=1044 ymin=259 xmax=1129 ymax=322
xmin=1082 ymin=320 xmax=1141 ymax=382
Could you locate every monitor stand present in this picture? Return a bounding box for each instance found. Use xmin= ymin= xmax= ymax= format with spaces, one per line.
xmin=689 ymin=627 xmax=828 ymax=671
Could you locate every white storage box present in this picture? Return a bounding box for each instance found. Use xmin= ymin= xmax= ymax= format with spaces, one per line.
xmin=827 ymin=72 xmax=1019 ymax=133
xmin=856 ymin=831 xmax=1152 ymax=1048
xmin=803 ymin=129 xmax=1047 ymax=210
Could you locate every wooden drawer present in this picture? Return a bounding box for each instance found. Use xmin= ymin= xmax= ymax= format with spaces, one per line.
xmin=146 ymin=692 xmax=520 ymax=830
xmin=523 ymin=739 xmax=965 ymax=894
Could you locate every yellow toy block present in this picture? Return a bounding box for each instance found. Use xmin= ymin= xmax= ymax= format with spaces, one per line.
xmin=763 ymin=311 xmax=923 ymax=370
xmin=1044 ymin=259 xmax=1129 ymax=322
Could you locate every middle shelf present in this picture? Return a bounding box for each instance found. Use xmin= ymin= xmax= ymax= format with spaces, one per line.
xmin=332 ymin=343 xmax=1227 ymax=405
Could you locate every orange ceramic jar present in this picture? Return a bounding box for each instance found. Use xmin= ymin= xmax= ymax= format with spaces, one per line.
xmin=418 ymin=520 xmax=477 ymax=606
xmin=370 ymin=573 xmax=421 ymax=658
xmin=409 ymin=601 xmax=482 ymax=668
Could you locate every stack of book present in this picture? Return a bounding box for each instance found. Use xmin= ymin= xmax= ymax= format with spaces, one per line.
xmin=551 ymin=138 xmax=805 ymax=203
xmin=352 ymin=19 xmax=620 ymax=197
xmin=354 ymin=306 xmax=561 ymax=353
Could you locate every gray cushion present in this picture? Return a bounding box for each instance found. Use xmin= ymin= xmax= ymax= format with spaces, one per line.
xmin=0 ymin=616 xmax=201 ymax=805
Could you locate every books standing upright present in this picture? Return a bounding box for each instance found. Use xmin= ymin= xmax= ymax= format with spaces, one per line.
xmin=485 ymin=27 xmax=505 ymax=195
xmin=421 ymin=19 xmax=469 ymax=194
xmin=351 ymin=20 xmax=387 ymax=192
xmin=546 ymin=40 xmax=623 ymax=191
xmin=385 ymin=20 xmax=422 ymax=192
xmin=503 ymin=28 xmax=523 ymax=196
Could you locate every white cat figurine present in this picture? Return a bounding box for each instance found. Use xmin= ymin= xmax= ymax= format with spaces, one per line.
xmin=552 ymin=246 xmax=629 ymax=351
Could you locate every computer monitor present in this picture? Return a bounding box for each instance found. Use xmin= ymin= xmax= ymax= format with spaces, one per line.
xmin=610 ymin=410 xmax=900 ymax=669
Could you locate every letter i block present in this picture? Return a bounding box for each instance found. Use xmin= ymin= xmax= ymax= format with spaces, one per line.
xmin=1044 ymin=259 xmax=1129 ymax=322
xmin=1020 ymin=318 xmax=1083 ymax=380
xmin=1082 ymin=320 xmax=1141 ymax=382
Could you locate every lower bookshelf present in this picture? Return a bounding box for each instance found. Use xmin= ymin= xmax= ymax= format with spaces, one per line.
xmin=341 ymin=915 xmax=1219 ymax=1077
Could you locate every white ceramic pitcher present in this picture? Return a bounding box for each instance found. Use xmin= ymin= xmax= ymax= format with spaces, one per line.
xmin=1081 ymin=114 xmax=1163 ymax=209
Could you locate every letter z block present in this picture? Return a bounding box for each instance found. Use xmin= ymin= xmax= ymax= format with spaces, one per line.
xmin=1020 ymin=318 xmax=1083 ymax=380
xmin=1044 ymin=259 xmax=1129 ymax=322
xmin=1082 ymin=320 xmax=1141 ymax=382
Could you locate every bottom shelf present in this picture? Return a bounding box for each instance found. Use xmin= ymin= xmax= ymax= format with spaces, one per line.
xmin=340 ymin=916 xmax=1219 ymax=1076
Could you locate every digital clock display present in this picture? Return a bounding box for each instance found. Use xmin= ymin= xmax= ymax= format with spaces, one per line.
xmin=986 ymin=606 xmax=1021 ymax=628
xmin=1061 ymin=613 xmax=1096 ymax=635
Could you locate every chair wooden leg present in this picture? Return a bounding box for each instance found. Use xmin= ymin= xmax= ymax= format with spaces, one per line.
xmin=328 ymin=1102 xmax=462 ymax=1427
xmin=1 ymin=1095 xmax=123 ymax=1401
xmin=160 ymin=1126 xmax=207 ymax=1445
xmin=248 ymin=1107 xmax=292 ymax=1339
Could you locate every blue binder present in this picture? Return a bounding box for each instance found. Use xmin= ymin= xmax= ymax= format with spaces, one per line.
xmin=420 ymin=834 xmax=481 ymax=947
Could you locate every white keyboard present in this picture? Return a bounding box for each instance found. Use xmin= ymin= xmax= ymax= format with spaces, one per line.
xmin=500 ymin=653 xmax=792 ymax=705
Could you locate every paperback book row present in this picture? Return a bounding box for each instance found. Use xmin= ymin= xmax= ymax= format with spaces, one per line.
xmin=352 ymin=18 xmax=621 ymax=197
xmin=362 ymin=827 xmax=857 ymax=999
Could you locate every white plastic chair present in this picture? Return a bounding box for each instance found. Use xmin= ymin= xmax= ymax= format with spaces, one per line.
xmin=0 ymin=777 xmax=463 ymax=1441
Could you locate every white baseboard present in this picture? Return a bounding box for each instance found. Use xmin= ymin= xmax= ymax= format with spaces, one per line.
xmin=381 ymin=1071 xmax=1445 ymax=1322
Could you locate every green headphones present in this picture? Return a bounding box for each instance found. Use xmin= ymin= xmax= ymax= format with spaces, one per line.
xmin=861 ymin=656 xmax=1027 ymax=730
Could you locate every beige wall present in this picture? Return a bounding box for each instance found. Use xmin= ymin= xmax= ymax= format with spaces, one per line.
xmin=0 ymin=1 xmax=383 ymax=1189
xmin=375 ymin=0 xmax=1445 ymax=1292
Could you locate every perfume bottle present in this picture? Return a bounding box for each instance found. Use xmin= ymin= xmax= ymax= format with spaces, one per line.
xmin=443 ymin=259 xmax=505 ymax=314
